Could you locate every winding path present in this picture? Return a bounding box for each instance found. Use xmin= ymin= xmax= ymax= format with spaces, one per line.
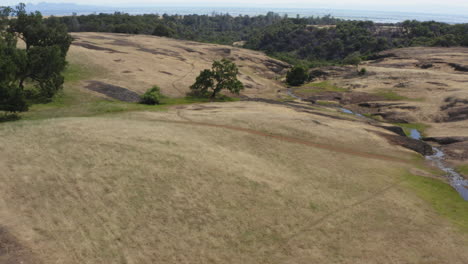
xmin=153 ymin=115 xmax=410 ymax=164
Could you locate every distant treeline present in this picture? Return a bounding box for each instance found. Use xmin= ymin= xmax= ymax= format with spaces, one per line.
xmin=49 ymin=12 xmax=468 ymax=66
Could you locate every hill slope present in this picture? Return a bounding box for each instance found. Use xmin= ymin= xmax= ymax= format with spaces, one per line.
xmin=69 ymin=32 xmax=288 ymax=99
xmin=2 ymin=35 xmax=468 ymax=263
xmin=2 ymin=101 xmax=468 ymax=263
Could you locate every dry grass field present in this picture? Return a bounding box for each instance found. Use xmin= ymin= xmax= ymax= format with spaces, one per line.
xmin=69 ymin=32 xmax=288 ymax=99
xmin=1 ymin=35 xmax=468 ymax=263
xmin=1 ymin=101 xmax=468 ymax=263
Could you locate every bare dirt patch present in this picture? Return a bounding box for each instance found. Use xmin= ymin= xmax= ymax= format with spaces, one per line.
xmin=0 ymin=227 xmax=38 ymax=264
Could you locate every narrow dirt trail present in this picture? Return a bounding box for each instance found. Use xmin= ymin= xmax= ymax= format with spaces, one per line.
xmin=152 ymin=116 xmax=410 ymax=164
xmin=171 ymin=61 xmax=196 ymax=96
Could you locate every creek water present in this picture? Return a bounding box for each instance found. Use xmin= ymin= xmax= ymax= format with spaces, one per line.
xmin=405 ymin=128 xmax=468 ymax=200
xmin=287 ymin=89 xmax=468 ymax=200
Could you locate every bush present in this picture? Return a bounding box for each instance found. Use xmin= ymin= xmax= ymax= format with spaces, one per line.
xmin=358 ymin=68 xmax=367 ymax=76
xmin=140 ymin=86 xmax=163 ymax=105
xmin=286 ymin=65 xmax=309 ymax=86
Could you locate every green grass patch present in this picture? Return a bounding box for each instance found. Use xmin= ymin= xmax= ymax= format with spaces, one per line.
xmin=402 ymin=172 xmax=468 ymax=232
xmin=456 ymin=164 xmax=468 ymax=176
xmin=63 ymin=63 xmax=97 ymax=83
xmin=22 ymin=84 xmax=238 ymax=121
xmin=277 ymin=96 xmax=296 ymax=102
xmin=394 ymin=122 xmax=430 ymax=137
xmin=297 ymin=81 xmax=347 ymax=94
xmin=316 ymin=100 xmax=340 ymax=106
xmin=373 ymin=90 xmax=424 ymax=101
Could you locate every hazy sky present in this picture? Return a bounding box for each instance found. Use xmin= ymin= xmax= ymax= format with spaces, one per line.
xmin=4 ymin=0 xmax=468 ymax=14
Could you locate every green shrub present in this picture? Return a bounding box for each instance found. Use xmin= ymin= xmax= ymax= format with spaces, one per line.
xmin=359 ymin=68 xmax=367 ymax=76
xmin=140 ymin=86 xmax=163 ymax=105
xmin=286 ymin=65 xmax=309 ymax=86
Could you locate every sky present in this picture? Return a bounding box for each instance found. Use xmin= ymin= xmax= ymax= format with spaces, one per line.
xmin=4 ymin=0 xmax=468 ymax=15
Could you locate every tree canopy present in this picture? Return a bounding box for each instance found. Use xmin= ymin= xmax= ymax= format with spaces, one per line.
xmin=286 ymin=65 xmax=309 ymax=86
xmin=190 ymin=59 xmax=244 ymax=99
xmin=0 ymin=3 xmax=72 ymax=113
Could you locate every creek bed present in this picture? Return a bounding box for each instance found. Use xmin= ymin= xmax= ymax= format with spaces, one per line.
xmin=288 ymin=89 xmax=468 ymax=200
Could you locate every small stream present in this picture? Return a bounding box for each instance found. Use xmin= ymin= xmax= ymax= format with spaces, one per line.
xmin=287 ymin=89 xmax=468 ymax=200
xmin=407 ymin=128 xmax=468 ymax=200
xmin=351 ymin=110 xmax=468 ymax=200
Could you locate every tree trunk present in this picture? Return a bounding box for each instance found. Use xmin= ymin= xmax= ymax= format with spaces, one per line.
xmin=210 ymin=90 xmax=217 ymax=101
xmin=19 ymin=77 xmax=25 ymax=91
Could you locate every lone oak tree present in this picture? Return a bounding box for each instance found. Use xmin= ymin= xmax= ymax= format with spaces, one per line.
xmin=190 ymin=59 xmax=244 ymax=99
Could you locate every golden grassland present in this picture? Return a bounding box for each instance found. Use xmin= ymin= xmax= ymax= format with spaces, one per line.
xmin=1 ymin=35 xmax=468 ymax=263
xmin=2 ymin=102 xmax=468 ymax=263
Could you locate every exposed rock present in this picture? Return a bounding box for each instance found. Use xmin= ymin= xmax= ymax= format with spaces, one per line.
xmin=440 ymin=141 xmax=468 ymax=161
xmin=417 ymin=63 xmax=433 ymax=69
xmin=379 ymin=126 xmax=407 ymax=137
xmin=359 ymin=102 xmax=402 ymax=108
xmin=445 ymin=106 xmax=468 ymax=122
xmin=373 ymin=111 xmax=413 ymax=123
xmin=72 ymin=42 xmax=127 ymax=54
xmin=424 ymin=137 xmax=468 ymax=145
xmin=449 ymin=63 xmax=468 ymax=72
xmin=85 ymin=81 xmax=141 ymax=102
xmin=379 ymin=133 xmax=434 ymax=156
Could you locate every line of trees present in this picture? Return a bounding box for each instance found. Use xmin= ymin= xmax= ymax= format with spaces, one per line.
xmin=55 ymin=12 xmax=342 ymax=45
xmin=52 ymin=12 xmax=468 ymax=66
xmin=0 ymin=3 xmax=72 ymax=114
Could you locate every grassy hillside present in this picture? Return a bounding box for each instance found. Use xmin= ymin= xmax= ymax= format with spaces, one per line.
xmin=1 ymin=35 xmax=468 ymax=263
xmin=1 ymin=101 xmax=468 ymax=263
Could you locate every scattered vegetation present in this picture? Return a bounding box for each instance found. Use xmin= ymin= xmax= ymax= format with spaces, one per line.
xmin=190 ymin=59 xmax=244 ymax=99
xmin=140 ymin=85 xmax=164 ymax=105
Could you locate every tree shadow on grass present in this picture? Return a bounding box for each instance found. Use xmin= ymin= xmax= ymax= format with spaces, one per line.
xmin=0 ymin=113 xmax=21 ymax=123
